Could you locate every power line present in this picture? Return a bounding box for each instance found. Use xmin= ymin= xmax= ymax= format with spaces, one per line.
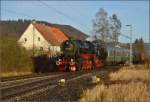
xmin=120 ymin=33 xmax=130 ymax=39
xmin=2 ymin=4 xmax=131 ymax=43
xmin=64 ymin=2 xmax=131 ymax=42
xmin=37 ymin=0 xmax=91 ymax=31
xmin=2 ymin=8 xmax=35 ymax=19
xmin=64 ymin=2 xmax=92 ymax=33
xmin=63 ymin=3 xmax=131 ymax=41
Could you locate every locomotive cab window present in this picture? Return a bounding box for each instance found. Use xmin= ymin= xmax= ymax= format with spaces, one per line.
xmin=65 ymin=41 xmax=73 ymax=48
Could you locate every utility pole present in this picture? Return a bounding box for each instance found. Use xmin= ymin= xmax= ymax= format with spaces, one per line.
xmin=114 ymin=40 xmax=116 ymax=65
xmin=126 ymin=24 xmax=133 ymax=65
xmin=32 ymin=20 xmax=35 ymax=57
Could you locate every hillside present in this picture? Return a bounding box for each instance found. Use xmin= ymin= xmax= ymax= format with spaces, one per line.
xmin=0 ymin=19 xmax=88 ymax=40
xmin=0 ymin=19 xmax=30 ymax=38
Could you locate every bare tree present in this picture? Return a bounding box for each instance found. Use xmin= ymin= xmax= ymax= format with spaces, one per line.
xmin=92 ymin=8 xmax=110 ymax=42
xmin=110 ymin=14 xmax=122 ymax=43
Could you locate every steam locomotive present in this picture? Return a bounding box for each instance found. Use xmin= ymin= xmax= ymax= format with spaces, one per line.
xmin=56 ymin=39 xmax=108 ymax=71
xmin=56 ymin=39 xmax=145 ymax=72
xmin=33 ymin=38 xmax=145 ymax=73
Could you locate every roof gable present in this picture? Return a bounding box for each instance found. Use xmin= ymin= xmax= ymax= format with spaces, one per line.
xmin=35 ymin=21 xmax=88 ymax=40
xmin=49 ymin=24 xmax=88 ymax=40
xmin=32 ymin=23 xmax=68 ymax=46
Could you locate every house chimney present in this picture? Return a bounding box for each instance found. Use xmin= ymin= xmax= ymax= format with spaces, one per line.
xmin=32 ymin=19 xmax=36 ymax=24
xmin=42 ymin=23 xmax=45 ymax=25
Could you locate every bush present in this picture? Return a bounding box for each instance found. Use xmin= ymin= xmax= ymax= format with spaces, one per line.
xmin=0 ymin=36 xmax=33 ymax=76
xmin=80 ymin=82 xmax=149 ymax=102
xmin=79 ymin=68 xmax=149 ymax=102
xmin=109 ymin=68 xmax=149 ymax=82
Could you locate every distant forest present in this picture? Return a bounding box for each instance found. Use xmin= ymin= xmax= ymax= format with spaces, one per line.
xmin=0 ymin=19 xmax=58 ymax=38
xmin=0 ymin=19 xmax=88 ymax=40
xmin=0 ymin=19 xmax=31 ymax=38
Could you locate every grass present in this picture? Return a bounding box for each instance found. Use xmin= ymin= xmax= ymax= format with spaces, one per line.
xmin=80 ymin=82 xmax=149 ymax=102
xmin=79 ymin=65 xmax=150 ymax=102
xmin=109 ymin=67 xmax=149 ymax=82
xmin=0 ymin=36 xmax=33 ymax=77
xmin=0 ymin=71 xmax=32 ymax=77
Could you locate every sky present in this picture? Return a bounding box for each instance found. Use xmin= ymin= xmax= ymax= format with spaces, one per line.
xmin=1 ymin=0 xmax=149 ymax=43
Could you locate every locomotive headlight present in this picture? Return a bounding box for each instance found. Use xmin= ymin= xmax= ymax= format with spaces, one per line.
xmin=56 ymin=59 xmax=62 ymax=65
xmin=71 ymin=59 xmax=74 ymax=62
xmin=70 ymin=59 xmax=75 ymax=65
xmin=56 ymin=61 xmax=60 ymax=65
xmin=70 ymin=62 xmax=75 ymax=65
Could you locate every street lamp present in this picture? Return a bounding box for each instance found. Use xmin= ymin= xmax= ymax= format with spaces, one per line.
xmin=126 ymin=24 xmax=133 ymax=65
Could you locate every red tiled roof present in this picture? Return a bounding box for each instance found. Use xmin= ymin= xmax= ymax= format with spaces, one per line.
xmin=32 ymin=23 xmax=68 ymax=46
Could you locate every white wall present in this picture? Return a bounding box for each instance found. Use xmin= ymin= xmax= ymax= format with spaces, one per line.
xmin=18 ymin=23 xmax=60 ymax=54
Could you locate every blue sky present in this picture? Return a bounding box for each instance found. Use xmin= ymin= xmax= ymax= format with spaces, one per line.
xmin=1 ymin=0 xmax=149 ymax=43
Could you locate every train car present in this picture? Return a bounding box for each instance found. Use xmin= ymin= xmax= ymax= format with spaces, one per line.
xmin=132 ymin=50 xmax=144 ymax=64
xmin=92 ymin=40 xmax=108 ymax=61
xmin=106 ymin=45 xmax=145 ymax=65
xmin=56 ymin=39 xmax=107 ymax=71
xmin=56 ymin=39 xmax=141 ymax=71
xmin=106 ymin=46 xmax=130 ymax=65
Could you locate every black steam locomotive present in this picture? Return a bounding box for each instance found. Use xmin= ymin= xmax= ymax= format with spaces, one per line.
xmin=56 ymin=39 xmax=107 ymax=71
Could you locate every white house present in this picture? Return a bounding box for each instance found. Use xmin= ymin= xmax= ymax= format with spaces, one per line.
xmin=18 ymin=22 xmax=68 ymax=55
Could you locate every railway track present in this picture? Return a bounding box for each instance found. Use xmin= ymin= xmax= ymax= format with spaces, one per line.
xmin=1 ymin=71 xmax=98 ymax=101
xmin=1 ymin=67 xmax=119 ymax=101
xmin=1 ymin=72 xmax=70 ymax=100
xmin=0 ymin=72 xmax=65 ymax=89
xmin=1 ymin=72 xmax=63 ymax=82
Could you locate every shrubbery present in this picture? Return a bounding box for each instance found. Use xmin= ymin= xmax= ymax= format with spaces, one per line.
xmin=0 ymin=36 xmax=33 ymax=76
xmin=79 ymin=65 xmax=149 ymax=102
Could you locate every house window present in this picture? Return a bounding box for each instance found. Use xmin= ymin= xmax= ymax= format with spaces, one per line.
xmin=24 ymin=38 xmax=27 ymax=42
xmin=40 ymin=47 xmax=43 ymax=51
xmin=38 ymin=37 xmax=40 ymax=41
xmin=48 ymin=47 xmax=51 ymax=51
